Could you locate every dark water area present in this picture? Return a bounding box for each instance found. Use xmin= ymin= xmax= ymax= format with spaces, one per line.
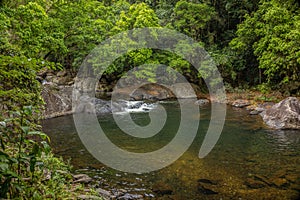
xmin=42 ymin=102 xmax=300 ymax=200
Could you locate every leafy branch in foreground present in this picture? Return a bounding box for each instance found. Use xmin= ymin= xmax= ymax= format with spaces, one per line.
xmin=0 ymin=55 xmax=85 ymax=199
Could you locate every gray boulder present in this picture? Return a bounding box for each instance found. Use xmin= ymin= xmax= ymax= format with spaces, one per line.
xmin=232 ymin=99 xmax=250 ymax=108
xmin=260 ymin=97 xmax=300 ymax=129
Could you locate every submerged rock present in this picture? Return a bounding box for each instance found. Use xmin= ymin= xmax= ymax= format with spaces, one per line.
xmin=260 ymin=97 xmax=300 ymax=129
xmin=195 ymin=99 xmax=210 ymax=106
xmin=197 ymin=178 xmax=218 ymax=195
xmin=197 ymin=178 xmax=217 ymax=185
xmin=244 ymin=178 xmax=267 ymax=189
xmin=198 ymin=183 xmax=218 ymax=195
xmin=152 ymin=182 xmax=173 ymax=195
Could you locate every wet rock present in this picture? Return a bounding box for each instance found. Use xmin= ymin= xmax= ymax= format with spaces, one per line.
xmin=73 ymin=95 xmax=95 ymax=114
xmin=270 ymin=178 xmax=289 ymax=188
xmin=195 ymin=99 xmax=209 ymax=106
xmin=244 ymin=178 xmax=267 ymax=189
xmin=77 ymin=195 xmax=102 ymax=200
xmin=232 ymin=99 xmax=251 ymax=108
xmin=117 ymin=193 xmax=143 ymax=200
xmin=285 ymin=174 xmax=299 ymax=183
xmin=260 ymin=97 xmax=300 ymax=129
xmin=253 ymin=175 xmax=272 ymax=186
xmin=197 ymin=178 xmax=218 ymax=195
xmin=198 ymin=183 xmax=218 ymax=195
xmin=73 ymin=174 xmax=93 ymax=184
xmin=197 ymin=178 xmax=217 ymax=185
xmin=144 ymin=193 xmax=155 ymax=198
xmin=96 ymin=188 xmax=111 ymax=198
xmin=250 ymin=108 xmax=264 ymax=115
xmin=152 ymin=183 xmax=173 ymax=195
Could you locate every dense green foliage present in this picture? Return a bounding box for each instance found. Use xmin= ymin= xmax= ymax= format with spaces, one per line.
xmin=0 ymin=1 xmax=91 ymax=198
xmin=2 ymin=0 xmax=298 ymax=92
xmin=231 ymin=0 xmax=300 ymax=92
xmin=0 ymin=55 xmax=79 ymax=198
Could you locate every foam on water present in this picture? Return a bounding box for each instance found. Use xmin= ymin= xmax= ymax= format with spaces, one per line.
xmin=124 ymin=101 xmax=157 ymax=113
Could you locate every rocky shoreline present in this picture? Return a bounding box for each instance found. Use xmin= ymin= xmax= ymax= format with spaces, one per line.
xmin=41 ymin=79 xmax=300 ymax=130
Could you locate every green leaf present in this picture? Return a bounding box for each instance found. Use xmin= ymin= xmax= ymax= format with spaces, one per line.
xmin=41 ymin=141 xmax=51 ymax=155
xmin=28 ymin=131 xmax=50 ymax=142
xmin=21 ymin=126 xmax=29 ymax=134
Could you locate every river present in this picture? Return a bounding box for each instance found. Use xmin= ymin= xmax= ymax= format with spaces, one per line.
xmin=42 ymin=101 xmax=300 ymax=199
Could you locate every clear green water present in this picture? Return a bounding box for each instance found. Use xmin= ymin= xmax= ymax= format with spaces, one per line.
xmin=42 ymin=102 xmax=300 ymax=200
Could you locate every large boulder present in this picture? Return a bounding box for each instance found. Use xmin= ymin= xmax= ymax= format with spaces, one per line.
xmin=113 ymin=83 xmax=203 ymax=101
xmin=260 ymin=97 xmax=300 ymax=129
xmin=41 ymin=84 xmax=73 ymax=118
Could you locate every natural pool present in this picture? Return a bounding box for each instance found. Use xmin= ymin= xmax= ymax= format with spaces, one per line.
xmin=42 ymin=101 xmax=300 ymax=199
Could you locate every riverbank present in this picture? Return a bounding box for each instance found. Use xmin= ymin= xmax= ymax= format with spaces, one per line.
xmin=41 ymin=80 xmax=299 ymax=128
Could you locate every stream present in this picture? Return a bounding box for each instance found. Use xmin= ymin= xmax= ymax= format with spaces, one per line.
xmin=42 ymin=101 xmax=300 ymax=200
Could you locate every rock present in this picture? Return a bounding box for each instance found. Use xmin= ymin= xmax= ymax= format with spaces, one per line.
xmin=96 ymin=188 xmax=111 ymax=197
xmin=77 ymin=195 xmax=102 ymax=200
xmin=113 ymin=82 xmax=204 ymax=100
xmin=74 ymin=95 xmax=96 ymax=114
xmin=152 ymin=183 xmax=173 ymax=195
xmin=73 ymin=174 xmax=93 ymax=184
xmin=250 ymin=110 xmax=260 ymax=115
xmin=117 ymin=193 xmax=143 ymax=200
xmin=53 ymin=76 xmax=71 ymax=85
xmin=198 ymin=183 xmax=218 ymax=195
xmin=57 ymin=70 xmax=68 ymax=77
xmin=197 ymin=178 xmax=217 ymax=185
xmin=232 ymin=99 xmax=251 ymax=108
xmin=253 ymin=175 xmax=272 ymax=186
xmin=130 ymin=83 xmax=175 ymax=100
xmin=244 ymin=178 xmax=267 ymax=189
xmin=170 ymin=83 xmax=198 ymax=99
xmin=197 ymin=178 xmax=218 ymax=195
xmin=41 ymin=85 xmax=73 ymax=118
xmin=74 ymin=77 xmax=97 ymax=93
xmin=260 ymin=97 xmax=300 ymax=129
xmin=250 ymin=107 xmax=265 ymax=115
xmin=195 ymin=99 xmax=209 ymax=106
xmin=270 ymin=178 xmax=289 ymax=188
xmin=37 ymin=67 xmax=49 ymax=77
xmin=285 ymin=174 xmax=299 ymax=183
xmin=45 ymin=75 xmax=54 ymax=82
xmin=144 ymin=193 xmax=155 ymax=198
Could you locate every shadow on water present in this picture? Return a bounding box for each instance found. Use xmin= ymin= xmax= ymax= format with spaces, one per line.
xmin=42 ymin=102 xmax=300 ymax=200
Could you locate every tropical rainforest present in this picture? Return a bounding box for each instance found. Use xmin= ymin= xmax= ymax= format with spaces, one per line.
xmin=0 ymin=0 xmax=299 ymax=198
